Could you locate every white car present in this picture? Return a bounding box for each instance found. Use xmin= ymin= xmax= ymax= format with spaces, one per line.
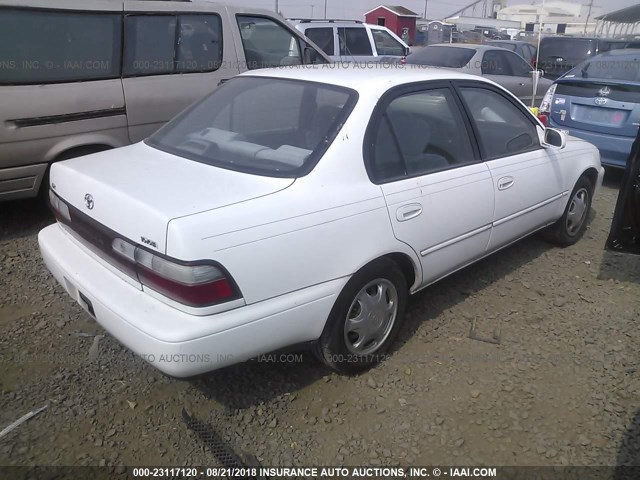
xmin=39 ymin=65 xmax=604 ymax=377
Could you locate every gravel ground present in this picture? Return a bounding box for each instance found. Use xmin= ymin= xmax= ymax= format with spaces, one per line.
xmin=1 ymin=170 xmax=639 ymax=470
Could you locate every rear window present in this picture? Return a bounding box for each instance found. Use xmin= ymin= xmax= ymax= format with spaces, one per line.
xmin=0 ymin=8 xmax=121 ymax=84
xmin=407 ymin=47 xmax=475 ymax=68
xmin=572 ymin=55 xmax=640 ymax=82
xmin=540 ymin=38 xmax=596 ymax=60
xmin=305 ymin=27 xmax=334 ymax=56
xmin=147 ymin=77 xmax=357 ymax=177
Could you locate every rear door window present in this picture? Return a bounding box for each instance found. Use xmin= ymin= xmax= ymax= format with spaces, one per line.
xmin=237 ymin=16 xmax=302 ymax=69
xmin=481 ymin=50 xmax=512 ymax=75
xmin=305 ymin=27 xmax=334 ymax=56
xmin=0 ymin=8 xmax=121 ymax=84
xmin=338 ymin=28 xmax=373 ymax=56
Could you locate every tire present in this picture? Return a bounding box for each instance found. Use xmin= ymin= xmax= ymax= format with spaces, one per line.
xmin=542 ymin=175 xmax=593 ymax=247
xmin=315 ymin=258 xmax=408 ymax=374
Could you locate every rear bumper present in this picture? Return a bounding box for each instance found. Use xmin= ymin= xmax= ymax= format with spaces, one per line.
xmin=550 ymin=121 xmax=633 ymax=168
xmin=38 ymin=223 xmax=341 ymax=377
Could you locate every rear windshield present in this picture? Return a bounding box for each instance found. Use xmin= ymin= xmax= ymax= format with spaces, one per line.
xmin=407 ymin=47 xmax=475 ymax=68
xmin=0 ymin=8 xmax=121 ymax=84
xmin=571 ymin=55 xmax=640 ymax=82
xmin=540 ymin=38 xmax=596 ymax=60
xmin=147 ymin=77 xmax=357 ymax=177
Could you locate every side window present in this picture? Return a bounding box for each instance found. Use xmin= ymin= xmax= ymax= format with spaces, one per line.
xmin=125 ymin=15 xmax=223 ymax=76
xmin=505 ymin=51 xmax=532 ymax=76
xmin=0 ymin=9 xmax=121 ymax=84
xmin=125 ymin=15 xmax=176 ymax=75
xmin=237 ymin=16 xmax=302 ymax=70
xmin=176 ymin=15 xmax=223 ymax=72
xmin=372 ymin=30 xmax=405 ymax=56
xmin=338 ymin=28 xmax=373 ymax=56
xmin=481 ymin=50 xmax=511 ymax=75
xmin=369 ymin=88 xmax=475 ymax=182
xmin=305 ymin=27 xmax=334 ymax=56
xmin=459 ymin=87 xmax=540 ymax=159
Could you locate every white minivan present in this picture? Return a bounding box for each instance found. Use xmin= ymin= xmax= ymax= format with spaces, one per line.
xmin=0 ymin=0 xmax=328 ymax=201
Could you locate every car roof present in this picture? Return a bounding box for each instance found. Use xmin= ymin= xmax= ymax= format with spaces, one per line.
xmin=590 ymin=48 xmax=640 ymax=59
xmin=241 ymin=64 xmax=495 ymax=94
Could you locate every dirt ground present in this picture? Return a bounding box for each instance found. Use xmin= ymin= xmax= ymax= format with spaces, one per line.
xmin=1 ymin=170 xmax=639 ymax=471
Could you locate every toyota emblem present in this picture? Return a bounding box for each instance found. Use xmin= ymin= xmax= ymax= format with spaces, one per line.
xmin=594 ymin=97 xmax=608 ymax=106
xmin=84 ymin=193 xmax=94 ymax=210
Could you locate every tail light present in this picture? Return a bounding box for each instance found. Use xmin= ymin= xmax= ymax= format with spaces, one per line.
xmin=531 ymin=58 xmax=536 ymax=68
xmin=52 ymin=190 xmax=239 ymax=308
xmin=400 ymin=56 xmax=407 ymax=65
xmin=538 ymin=83 xmax=557 ymax=128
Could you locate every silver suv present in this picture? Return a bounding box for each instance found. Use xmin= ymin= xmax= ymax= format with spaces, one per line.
xmin=292 ymin=20 xmax=410 ymax=64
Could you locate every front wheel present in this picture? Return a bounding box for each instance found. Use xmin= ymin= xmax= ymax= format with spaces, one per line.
xmin=542 ymin=175 xmax=593 ymax=247
xmin=315 ymin=258 xmax=408 ymax=374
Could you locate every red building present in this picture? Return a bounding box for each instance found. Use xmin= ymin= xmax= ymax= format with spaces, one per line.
xmin=364 ymin=5 xmax=420 ymax=45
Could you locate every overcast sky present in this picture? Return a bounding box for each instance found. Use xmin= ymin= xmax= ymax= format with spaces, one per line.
xmin=240 ymin=0 xmax=636 ymax=21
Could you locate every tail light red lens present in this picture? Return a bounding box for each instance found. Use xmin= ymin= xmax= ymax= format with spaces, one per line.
xmin=538 ymin=114 xmax=549 ymax=127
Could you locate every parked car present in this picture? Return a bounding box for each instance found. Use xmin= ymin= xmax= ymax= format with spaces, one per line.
xmin=486 ymin=40 xmax=537 ymax=66
xmin=0 ymin=0 xmax=329 ymax=202
xmin=39 ymin=65 xmax=603 ymax=377
xmin=406 ymin=44 xmax=553 ymax=105
xmin=292 ymin=20 xmax=410 ymax=63
xmin=536 ymin=36 xmax=636 ymax=80
xmin=538 ymin=49 xmax=640 ymax=168
xmin=606 ymin=126 xmax=640 ymax=255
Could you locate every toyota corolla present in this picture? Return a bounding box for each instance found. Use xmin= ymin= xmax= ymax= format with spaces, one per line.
xmin=39 ymin=65 xmax=604 ymax=377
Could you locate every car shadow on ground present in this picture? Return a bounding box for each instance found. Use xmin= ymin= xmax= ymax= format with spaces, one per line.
xmin=614 ymin=408 xmax=640 ymax=479
xmin=0 ymin=198 xmax=54 ymax=243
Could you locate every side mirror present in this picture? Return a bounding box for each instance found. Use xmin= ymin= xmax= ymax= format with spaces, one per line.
xmin=303 ymin=46 xmax=318 ymax=64
xmin=542 ymin=128 xmax=566 ymax=149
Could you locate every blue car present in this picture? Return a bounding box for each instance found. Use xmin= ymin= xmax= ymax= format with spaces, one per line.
xmin=538 ymin=49 xmax=640 ymax=168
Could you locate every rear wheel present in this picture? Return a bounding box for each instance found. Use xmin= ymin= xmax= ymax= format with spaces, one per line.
xmin=315 ymin=258 xmax=408 ymax=374
xmin=542 ymin=175 xmax=593 ymax=246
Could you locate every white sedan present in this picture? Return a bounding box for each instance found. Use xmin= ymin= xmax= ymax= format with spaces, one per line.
xmin=39 ymin=65 xmax=604 ymax=377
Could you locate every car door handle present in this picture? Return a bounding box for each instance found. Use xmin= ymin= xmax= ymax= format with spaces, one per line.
xmin=396 ymin=203 xmax=422 ymax=222
xmin=498 ymin=176 xmax=515 ymax=190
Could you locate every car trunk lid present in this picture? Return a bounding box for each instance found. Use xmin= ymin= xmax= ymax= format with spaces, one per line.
xmin=550 ymin=79 xmax=640 ymax=138
xmin=50 ymin=142 xmax=295 ymax=254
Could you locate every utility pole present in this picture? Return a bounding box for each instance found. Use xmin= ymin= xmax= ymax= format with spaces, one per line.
xmin=423 ymin=0 xmax=429 ymax=20
xmin=584 ymin=0 xmax=594 ymax=36
xmin=324 ymin=0 xmax=327 ymax=19
xmin=311 ymin=4 xmax=315 ymax=18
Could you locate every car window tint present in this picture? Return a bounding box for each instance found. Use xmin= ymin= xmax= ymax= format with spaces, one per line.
xmin=0 ymin=9 xmax=121 ymax=84
xmin=407 ymin=46 xmax=475 ymax=68
xmin=481 ymin=50 xmax=511 ymax=75
xmin=372 ymin=30 xmax=405 ymax=56
xmin=338 ymin=28 xmax=373 ymax=56
xmin=148 ymin=77 xmax=355 ymax=177
xmin=305 ymin=27 xmax=334 ymax=56
xmin=505 ymin=51 xmax=532 ymax=76
xmin=125 ymin=16 xmax=176 ymax=75
xmin=370 ymin=89 xmax=475 ymax=182
xmin=460 ymin=87 xmax=539 ymax=159
xmin=176 ymin=15 xmax=223 ymax=72
xmin=237 ymin=16 xmax=302 ymax=69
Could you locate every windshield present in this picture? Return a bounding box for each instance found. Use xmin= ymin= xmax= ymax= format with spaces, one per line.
xmin=407 ymin=46 xmax=475 ymax=68
xmin=147 ymin=77 xmax=357 ymax=177
xmin=540 ymin=38 xmax=596 ymax=60
xmin=571 ymin=55 xmax=640 ymax=81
